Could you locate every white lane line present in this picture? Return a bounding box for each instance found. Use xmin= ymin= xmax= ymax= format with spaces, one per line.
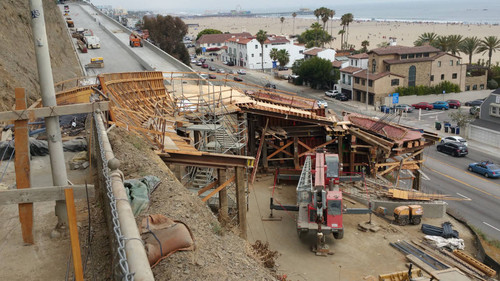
xmin=483 ymin=222 xmax=500 ymax=232
xmin=456 ymin=193 xmax=471 ymax=200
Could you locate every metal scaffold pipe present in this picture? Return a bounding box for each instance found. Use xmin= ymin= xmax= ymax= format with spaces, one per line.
xmin=29 ymin=0 xmax=69 ymax=226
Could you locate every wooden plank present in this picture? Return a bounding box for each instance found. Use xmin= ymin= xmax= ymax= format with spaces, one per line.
xmin=218 ymin=169 xmax=228 ymax=223
xmin=453 ymin=250 xmax=496 ymax=277
xmin=235 ymin=167 xmax=247 ymax=239
xmin=406 ymin=254 xmax=440 ymax=280
xmin=250 ymin=119 xmax=268 ymax=184
xmin=293 ymin=137 xmax=299 ymax=170
xmin=65 ymin=188 xmax=84 ymax=281
xmin=298 ymin=138 xmax=336 ymax=158
xmin=0 ymin=185 xmax=95 ymax=205
xmin=0 ymin=101 xmax=109 ymax=122
xmin=14 ymin=88 xmax=33 ymax=244
xmin=267 ymin=140 xmax=293 ymax=160
xmin=197 ymin=180 xmax=218 ymax=196
xmin=202 ymin=176 xmax=235 ymax=202
xmin=267 ymin=141 xmax=293 ymax=157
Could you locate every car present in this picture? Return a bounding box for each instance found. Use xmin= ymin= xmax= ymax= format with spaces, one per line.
xmin=278 ymin=66 xmax=288 ymax=71
xmin=325 ymin=90 xmax=339 ymax=97
xmin=233 ymin=76 xmax=243 ymax=82
xmin=217 ymin=69 xmax=225 ymax=74
xmin=222 ymin=61 xmax=228 ymax=65
xmin=465 ymin=99 xmax=483 ymax=107
xmin=335 ymin=94 xmax=349 ymax=101
xmin=411 ymin=102 xmax=433 ymax=110
xmin=228 ymin=70 xmax=236 ymax=74
xmin=227 ymin=61 xmax=235 ymax=66
xmin=196 ymin=61 xmax=202 ymax=66
xmin=394 ymin=104 xmax=413 ymax=113
xmin=209 ymin=66 xmax=216 ymax=71
xmin=265 ymin=83 xmax=276 ymax=89
xmin=446 ymin=99 xmax=461 ymax=109
xmin=208 ymin=52 xmax=218 ymax=56
xmin=190 ymin=59 xmax=197 ymax=64
xmin=432 ymin=101 xmax=449 ymax=110
xmin=199 ymin=58 xmax=206 ymax=63
xmin=440 ymin=136 xmax=468 ymax=147
xmin=201 ymin=63 xmax=209 ymax=68
xmin=199 ymin=74 xmax=209 ymax=79
xmin=436 ymin=142 xmax=468 ymax=157
xmin=208 ymin=74 xmax=217 ymax=79
xmin=237 ymin=69 xmax=246 ymax=75
xmin=470 ymin=106 xmax=480 ymax=115
xmin=468 ymin=161 xmax=500 ymax=178
xmin=317 ymin=99 xmax=328 ymax=108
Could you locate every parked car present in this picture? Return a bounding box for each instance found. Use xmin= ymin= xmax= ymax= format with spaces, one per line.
xmin=237 ymin=69 xmax=246 ymax=75
xmin=470 ymin=106 xmax=480 ymax=115
xmin=440 ymin=136 xmax=468 ymax=146
xmin=191 ymin=59 xmax=197 ymax=64
xmin=196 ymin=61 xmax=202 ymax=66
xmin=325 ymin=90 xmax=339 ymax=97
xmin=222 ymin=61 xmax=228 ymax=65
xmin=199 ymin=58 xmax=206 ymax=63
xmin=278 ymin=66 xmax=288 ymax=71
xmin=265 ymin=83 xmax=277 ymax=89
xmin=335 ymin=94 xmax=349 ymax=101
xmin=317 ymin=99 xmax=328 ymax=108
xmin=208 ymin=52 xmax=218 ymax=56
xmin=201 ymin=63 xmax=209 ymax=68
xmin=209 ymin=66 xmax=216 ymax=71
xmin=411 ymin=102 xmax=433 ymax=110
xmin=199 ymin=74 xmax=209 ymax=79
xmin=446 ymin=99 xmax=461 ymax=109
xmin=227 ymin=61 xmax=235 ymax=66
xmin=208 ymin=74 xmax=216 ymax=79
xmin=217 ymin=69 xmax=225 ymax=73
xmin=465 ymin=99 xmax=483 ymax=107
xmin=432 ymin=101 xmax=449 ymax=110
xmin=468 ymin=161 xmax=500 ymax=178
xmin=436 ymin=142 xmax=468 ymax=157
xmin=394 ymin=104 xmax=413 ymax=113
xmin=233 ymin=76 xmax=243 ymax=82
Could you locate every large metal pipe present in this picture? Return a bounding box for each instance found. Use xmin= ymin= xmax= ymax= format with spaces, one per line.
xmin=95 ymin=114 xmax=154 ymax=281
xmin=29 ymin=0 xmax=69 ymax=225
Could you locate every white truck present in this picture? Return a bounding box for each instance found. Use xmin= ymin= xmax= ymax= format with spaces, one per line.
xmin=85 ymin=36 xmax=100 ymax=49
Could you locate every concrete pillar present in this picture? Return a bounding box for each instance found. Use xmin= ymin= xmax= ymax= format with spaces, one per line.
xmin=412 ymin=152 xmax=423 ymax=191
xmin=218 ymin=168 xmax=228 ymax=223
xmin=235 ymin=166 xmax=247 ymax=239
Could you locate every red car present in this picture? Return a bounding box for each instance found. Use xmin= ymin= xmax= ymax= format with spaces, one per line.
xmin=446 ymin=99 xmax=461 ymax=109
xmin=201 ymin=63 xmax=209 ymax=68
xmin=208 ymin=74 xmax=216 ymax=79
xmin=411 ymin=102 xmax=433 ymax=110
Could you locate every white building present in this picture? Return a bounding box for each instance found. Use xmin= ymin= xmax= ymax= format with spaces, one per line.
xmin=338 ymin=53 xmax=368 ymax=99
xmin=303 ymin=47 xmax=336 ymax=62
xmin=222 ymin=35 xmax=305 ymax=69
xmin=196 ymin=32 xmax=252 ymax=49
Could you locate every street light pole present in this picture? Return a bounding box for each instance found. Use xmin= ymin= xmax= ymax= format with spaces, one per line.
xmin=366 ymin=61 xmax=369 ymax=111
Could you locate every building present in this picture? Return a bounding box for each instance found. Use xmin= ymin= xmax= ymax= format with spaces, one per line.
xmin=465 ymin=65 xmax=488 ymax=91
xmin=468 ymin=88 xmax=500 ymax=148
xmin=303 ymin=47 xmax=336 ymax=62
xmin=351 ymin=45 xmax=466 ymax=105
xmin=222 ymin=35 xmax=305 ymax=69
xmin=338 ymin=53 xmax=368 ymax=98
xmin=196 ymin=32 xmax=252 ymax=49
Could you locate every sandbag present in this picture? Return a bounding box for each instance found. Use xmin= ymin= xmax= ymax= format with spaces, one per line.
xmin=141 ymin=214 xmax=195 ymax=267
xmin=123 ymin=176 xmax=161 ymax=216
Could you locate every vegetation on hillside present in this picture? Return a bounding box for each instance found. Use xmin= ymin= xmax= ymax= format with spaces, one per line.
xmin=141 ymin=15 xmax=190 ymax=65
xmin=395 ymin=81 xmax=460 ymax=96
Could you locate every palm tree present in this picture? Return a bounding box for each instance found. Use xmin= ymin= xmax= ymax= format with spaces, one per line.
xmin=256 ymin=29 xmax=268 ymax=72
xmin=446 ymin=35 xmax=463 ymax=55
xmin=414 ymin=32 xmax=438 ymax=46
xmin=478 ymin=36 xmax=500 ymax=67
xmin=280 ymin=17 xmax=285 ymax=34
xmin=292 ymin=12 xmax=297 ymax=35
xmin=341 ymin=13 xmax=354 ymax=48
xmin=361 ymin=40 xmax=370 ymax=53
xmin=435 ymin=36 xmax=450 ymax=52
xmin=329 ymin=9 xmax=336 ymax=38
xmin=269 ymin=48 xmax=279 ymax=67
xmin=338 ymin=29 xmax=345 ymax=49
xmin=277 ymin=49 xmax=290 ymax=68
xmin=314 ymin=8 xmax=321 ymax=23
xmin=460 ymin=36 xmax=481 ymax=65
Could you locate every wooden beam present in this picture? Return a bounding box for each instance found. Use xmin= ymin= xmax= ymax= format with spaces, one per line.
xmin=65 ymin=188 xmax=84 ymax=281
xmin=218 ymin=169 xmax=228 ymax=223
xmin=375 ymin=159 xmax=424 ymax=168
xmin=293 ymin=137 xmax=299 ymax=170
xmin=0 ymin=101 xmax=109 ymax=122
xmin=14 ymin=88 xmax=33 ymax=244
xmin=267 ymin=141 xmax=293 ymax=157
xmin=202 ymin=176 xmax=235 ymax=202
xmin=298 ymin=138 xmax=336 ymax=158
xmin=197 ymin=180 xmax=218 ymax=196
xmin=251 ymin=119 xmax=268 ymax=184
xmin=267 ymin=139 xmax=293 ymax=160
xmin=235 ymin=167 xmax=247 ymax=239
xmin=0 ymin=185 xmax=95 ymax=205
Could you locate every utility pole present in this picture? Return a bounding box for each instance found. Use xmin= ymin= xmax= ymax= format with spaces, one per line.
xmin=366 ymin=61 xmax=369 ymax=110
xmin=29 ymin=0 xmax=69 ymax=231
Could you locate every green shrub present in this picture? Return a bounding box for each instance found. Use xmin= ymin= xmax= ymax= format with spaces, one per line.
xmin=487 ymin=79 xmax=498 ymax=89
xmin=396 ymin=82 xmax=461 ymax=96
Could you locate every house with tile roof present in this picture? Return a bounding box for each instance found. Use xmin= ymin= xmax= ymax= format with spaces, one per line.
xmin=338 ymin=53 xmax=369 ymax=98
xmin=221 ymin=35 xmax=305 ymax=69
xmin=196 ymin=32 xmax=252 ymax=49
xmin=351 ymin=45 xmax=467 ymax=106
xmin=303 ymin=47 xmax=336 ymax=62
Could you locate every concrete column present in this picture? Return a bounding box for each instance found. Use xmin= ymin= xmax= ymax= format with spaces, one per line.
xmin=218 ymin=168 xmax=228 ymax=223
xmin=29 ymin=0 xmax=69 ymax=227
xmin=412 ymin=152 xmax=423 ymax=191
xmin=235 ymin=166 xmax=247 ymax=239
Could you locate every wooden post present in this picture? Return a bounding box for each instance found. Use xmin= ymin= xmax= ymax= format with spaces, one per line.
xmin=262 ymin=141 xmax=268 ymax=171
xmin=338 ymin=135 xmax=344 ymax=172
xmin=14 ymin=88 xmax=33 ymax=244
xmin=412 ymin=152 xmax=422 ymax=191
xmin=293 ymin=137 xmax=299 ymax=170
xmin=218 ymin=168 xmax=228 ymax=223
xmin=235 ymin=166 xmax=247 ymax=239
xmin=349 ymin=135 xmax=356 ymax=173
xmin=248 ymin=114 xmax=256 ymax=156
xmin=250 ymin=119 xmax=268 ymax=184
xmin=64 ymin=188 xmax=84 ymax=281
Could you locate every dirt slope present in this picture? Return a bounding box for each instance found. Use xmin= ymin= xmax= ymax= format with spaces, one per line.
xmin=0 ymin=0 xmax=81 ymax=111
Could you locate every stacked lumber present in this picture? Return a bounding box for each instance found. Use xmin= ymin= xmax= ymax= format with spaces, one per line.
xmin=453 ymin=250 xmax=497 ymax=278
xmin=386 ymin=189 xmax=448 ymax=201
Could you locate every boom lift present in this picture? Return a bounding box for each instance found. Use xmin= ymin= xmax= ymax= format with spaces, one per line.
xmin=270 ymin=150 xmax=370 ymax=256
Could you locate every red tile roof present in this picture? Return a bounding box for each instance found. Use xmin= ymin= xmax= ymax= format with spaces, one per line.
xmin=348 ymin=53 xmax=368 ymax=59
xmin=265 ymin=36 xmax=289 ymax=44
xmin=332 ymin=61 xmax=343 ymax=68
xmin=303 ymin=47 xmax=324 ymax=56
xmin=346 ymin=114 xmax=422 ymax=142
xmin=197 ymin=32 xmax=252 ymax=44
xmin=369 ymin=45 xmax=440 ymax=56
xmin=340 ymin=66 xmax=363 ymax=74
xmin=226 ymin=37 xmax=254 ymax=44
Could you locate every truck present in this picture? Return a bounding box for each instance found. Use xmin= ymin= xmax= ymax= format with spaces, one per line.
xmin=270 ymin=150 xmax=370 ymax=255
xmin=84 ymin=36 xmax=100 ymax=49
xmin=129 ymin=32 xmax=143 ymax=47
xmin=85 ymin=57 xmax=104 ymax=68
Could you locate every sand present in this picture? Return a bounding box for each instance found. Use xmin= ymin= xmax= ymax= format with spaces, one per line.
xmin=184 ymin=16 xmax=500 ymax=65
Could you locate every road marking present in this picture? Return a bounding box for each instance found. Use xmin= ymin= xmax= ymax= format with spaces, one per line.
xmin=425 ymin=166 xmax=500 ymax=200
xmin=483 ymin=222 xmax=500 ymax=232
xmin=426 ymin=155 xmax=500 ymax=187
xmin=456 ymin=193 xmax=471 ymax=200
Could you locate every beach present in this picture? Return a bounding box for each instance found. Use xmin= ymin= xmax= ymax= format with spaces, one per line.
xmin=184 ymin=16 xmax=500 ymax=65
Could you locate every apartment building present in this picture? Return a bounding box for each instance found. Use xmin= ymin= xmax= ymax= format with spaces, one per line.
xmin=339 ymin=53 xmax=368 ymax=98
xmin=196 ymin=32 xmax=252 ymax=49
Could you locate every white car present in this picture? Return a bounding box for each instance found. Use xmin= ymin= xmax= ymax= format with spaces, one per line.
xmin=325 ymin=90 xmax=339 ymax=97
xmin=317 ymin=99 xmax=328 ymax=108
xmin=237 ymin=69 xmax=246 ymax=75
xmin=440 ymin=136 xmax=467 ymax=147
